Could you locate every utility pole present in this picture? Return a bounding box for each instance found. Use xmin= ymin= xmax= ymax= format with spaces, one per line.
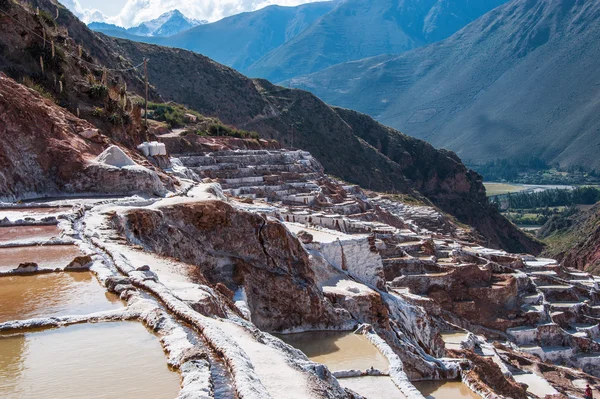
xmin=291 ymin=123 xmax=294 ymax=149
xmin=144 ymin=58 xmax=148 ymax=128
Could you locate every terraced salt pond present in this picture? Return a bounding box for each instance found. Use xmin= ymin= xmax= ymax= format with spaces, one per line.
xmin=0 ymin=225 xmax=62 ymax=244
xmin=338 ymin=376 xmax=407 ymax=398
xmin=512 ymin=373 xmax=558 ymax=397
xmin=0 ymin=207 xmax=66 ymax=220
xmin=277 ymin=330 xmax=389 ymax=371
xmin=441 ymin=331 xmax=469 ymax=350
xmin=0 ymin=272 xmax=122 ymax=323
xmin=413 ymin=380 xmax=481 ymax=398
xmin=0 ymin=322 xmax=181 ymax=398
xmin=0 ymin=245 xmax=83 ymax=272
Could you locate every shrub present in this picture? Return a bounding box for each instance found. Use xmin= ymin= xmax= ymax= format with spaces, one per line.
xmin=147 ymin=103 xmax=185 ymax=128
xmin=92 ymin=107 xmax=104 ymax=117
xmin=37 ymin=10 xmax=57 ymax=28
xmin=207 ymin=123 xmax=259 ymax=139
xmin=108 ymin=113 xmax=122 ymax=125
xmin=88 ymin=84 xmax=108 ymax=100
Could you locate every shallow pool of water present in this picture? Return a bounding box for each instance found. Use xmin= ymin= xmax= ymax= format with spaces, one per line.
xmin=0 ymin=245 xmax=83 ymax=272
xmin=0 ymin=225 xmax=62 ymax=244
xmin=442 ymin=331 xmax=469 ymax=350
xmin=413 ymin=380 xmax=480 ymax=399
xmin=0 ymin=272 xmax=122 ymax=323
xmin=276 ymin=330 xmax=389 ymax=372
xmin=339 ymin=376 xmax=407 ymax=398
xmin=513 ymin=373 xmax=558 ymax=397
xmin=0 ymin=322 xmax=181 ymax=398
xmin=0 ymin=207 xmax=67 ymax=221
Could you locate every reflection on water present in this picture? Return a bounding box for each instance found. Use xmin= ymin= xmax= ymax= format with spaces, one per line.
xmin=0 ymin=245 xmax=83 ymax=272
xmin=413 ymin=380 xmax=481 ymax=399
xmin=0 ymin=322 xmax=181 ymax=398
xmin=339 ymin=376 xmax=407 ymax=399
xmin=276 ymin=331 xmax=389 ymax=371
xmin=0 ymin=272 xmax=122 ymax=323
xmin=0 ymin=225 xmax=61 ymax=244
xmin=513 ymin=373 xmax=558 ymax=397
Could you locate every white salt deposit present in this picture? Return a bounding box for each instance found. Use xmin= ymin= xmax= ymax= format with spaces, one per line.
xmin=95 ymin=145 xmax=137 ymax=168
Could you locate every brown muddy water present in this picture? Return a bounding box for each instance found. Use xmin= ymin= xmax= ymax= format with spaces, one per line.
xmin=339 ymin=376 xmax=407 ymax=398
xmin=0 ymin=245 xmax=83 ymax=272
xmin=0 ymin=322 xmax=181 ymax=398
xmin=276 ymin=331 xmax=389 ymax=372
xmin=0 ymin=272 xmax=122 ymax=323
xmin=413 ymin=380 xmax=481 ymax=398
xmin=0 ymin=225 xmax=62 ymax=244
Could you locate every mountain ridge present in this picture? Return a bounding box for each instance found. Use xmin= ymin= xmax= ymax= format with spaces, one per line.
xmin=284 ymin=0 xmax=600 ymax=171
xmin=89 ymin=2 xmax=336 ymax=71
xmin=104 ymin=36 xmax=541 ymax=254
xmin=245 ymin=0 xmax=508 ymax=82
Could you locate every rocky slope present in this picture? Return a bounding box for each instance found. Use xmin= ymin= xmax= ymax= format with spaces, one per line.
xmin=286 ymin=0 xmax=600 ymax=171
xmin=0 ymin=0 xmax=163 ymax=146
xmin=0 ymin=73 xmax=168 ymax=200
xmin=541 ymin=202 xmax=600 ymax=274
xmin=90 ymin=2 xmax=337 ymax=72
xmin=246 ymin=0 xmax=508 ymax=82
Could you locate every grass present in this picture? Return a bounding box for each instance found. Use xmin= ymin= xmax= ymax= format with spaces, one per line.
xmin=484 ymin=182 xmax=526 ymax=196
xmin=22 ymin=76 xmax=55 ymax=102
xmin=147 ymin=102 xmax=202 ymax=128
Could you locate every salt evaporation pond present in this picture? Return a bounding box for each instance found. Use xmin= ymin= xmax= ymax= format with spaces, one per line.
xmin=441 ymin=331 xmax=469 ymax=350
xmin=513 ymin=373 xmax=558 ymax=397
xmin=0 ymin=322 xmax=181 ymax=398
xmin=0 ymin=207 xmax=66 ymax=221
xmin=0 ymin=245 xmax=83 ymax=272
xmin=0 ymin=272 xmax=122 ymax=323
xmin=277 ymin=331 xmax=389 ymax=371
xmin=413 ymin=380 xmax=481 ymax=398
xmin=0 ymin=225 xmax=62 ymax=244
xmin=339 ymin=376 xmax=407 ymax=398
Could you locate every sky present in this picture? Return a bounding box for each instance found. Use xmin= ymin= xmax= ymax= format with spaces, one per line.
xmin=64 ymin=0 xmax=323 ymax=27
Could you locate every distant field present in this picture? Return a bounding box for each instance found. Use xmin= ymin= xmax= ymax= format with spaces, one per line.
xmin=484 ymin=183 xmax=526 ymax=196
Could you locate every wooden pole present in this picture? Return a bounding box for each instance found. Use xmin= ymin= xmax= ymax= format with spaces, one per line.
xmin=144 ymin=58 xmax=148 ymax=128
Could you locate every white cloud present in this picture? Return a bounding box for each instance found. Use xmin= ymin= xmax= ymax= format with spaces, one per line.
xmin=62 ymin=0 xmax=109 ymax=23
xmin=64 ymin=0 xmax=325 ymax=27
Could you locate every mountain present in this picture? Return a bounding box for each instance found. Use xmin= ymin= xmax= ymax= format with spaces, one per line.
xmin=92 ymin=2 xmax=337 ymax=73
xmin=285 ymin=0 xmax=600 ymax=172
xmin=245 ymin=0 xmax=508 ymax=82
xmin=89 ymin=10 xmax=206 ymax=38
xmin=541 ymin=202 xmax=600 ymax=274
xmin=0 ymin=0 xmax=540 ymax=253
xmin=105 ymin=37 xmax=541 ymax=254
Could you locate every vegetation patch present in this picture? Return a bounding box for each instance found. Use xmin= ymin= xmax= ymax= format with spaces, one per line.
xmin=22 ymin=76 xmax=55 ymax=102
xmin=472 ymin=158 xmax=600 ymax=185
xmin=37 ymin=10 xmax=57 ymax=28
xmin=147 ymin=102 xmax=202 ymax=128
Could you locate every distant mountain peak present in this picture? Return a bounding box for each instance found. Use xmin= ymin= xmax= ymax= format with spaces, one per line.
xmin=89 ymin=9 xmax=206 ymax=37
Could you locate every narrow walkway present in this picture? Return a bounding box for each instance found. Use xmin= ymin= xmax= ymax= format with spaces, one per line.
xmin=211 ymin=319 xmax=314 ymax=399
